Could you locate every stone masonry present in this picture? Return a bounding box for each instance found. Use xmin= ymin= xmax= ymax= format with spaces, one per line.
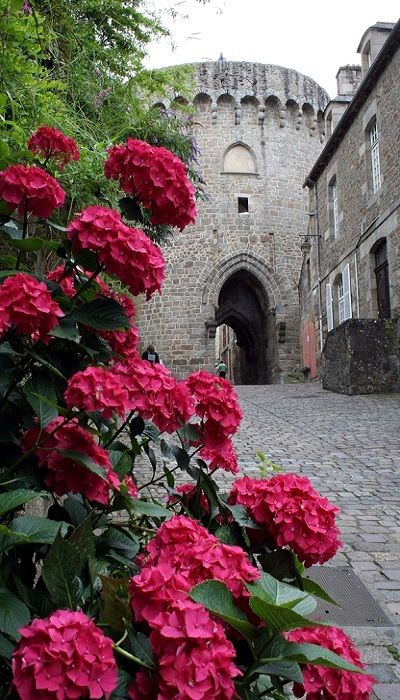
xmin=138 ymin=62 xmax=328 ymax=382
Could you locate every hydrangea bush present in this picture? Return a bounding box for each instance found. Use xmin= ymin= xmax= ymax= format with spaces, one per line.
xmin=0 ymin=126 xmax=375 ymax=699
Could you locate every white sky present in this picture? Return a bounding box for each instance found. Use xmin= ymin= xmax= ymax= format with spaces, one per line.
xmin=145 ymin=0 xmax=399 ymax=98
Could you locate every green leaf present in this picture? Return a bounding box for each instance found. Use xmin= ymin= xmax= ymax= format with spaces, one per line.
xmin=49 ymin=318 xmax=80 ymax=341
xmin=227 ymin=504 xmax=260 ymax=529
xmin=28 ymin=349 xmax=66 ymax=379
xmin=69 ymin=297 xmax=130 ymax=331
xmin=0 ymin=221 xmax=22 ymax=239
xmin=0 ymin=588 xmax=30 ymax=639
xmin=0 ymin=489 xmax=42 ymax=516
xmin=6 ymin=516 xmax=69 ymax=545
xmin=256 ymin=661 xmax=303 ymax=683
xmin=57 ymin=449 xmax=107 ymax=480
xmin=0 ymin=630 xmax=15 ymax=659
xmin=249 ymin=596 xmax=325 ymax=634
xmin=42 ymin=522 xmax=94 ymax=609
xmin=127 ymin=627 xmax=154 ymax=668
xmin=100 ymin=576 xmax=130 ymax=632
xmin=9 ymin=237 xmax=60 ymax=252
xmin=130 ymin=499 xmax=172 ymax=518
xmin=246 ymin=572 xmax=316 ymax=615
xmin=302 ymin=577 xmax=339 ymax=606
xmin=109 ymin=450 xmax=132 ymax=479
xmin=45 ymin=219 xmax=68 ymax=232
xmin=214 ymin=525 xmax=239 ymax=545
xmin=282 ymin=641 xmax=369 ymax=673
xmin=101 ymin=526 xmax=140 ymax=559
xmin=0 ymin=341 xmax=24 ymax=356
xmin=258 ymin=549 xmax=300 ymax=581
xmin=63 ymin=494 xmax=89 ymax=526
xmin=22 ymin=369 xmax=58 ymax=427
xmin=190 ymin=580 xmax=257 ymax=639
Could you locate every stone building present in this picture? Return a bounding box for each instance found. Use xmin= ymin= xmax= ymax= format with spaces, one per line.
xmin=299 ymin=20 xmax=400 ymax=394
xmin=139 ymin=61 xmax=328 ymax=383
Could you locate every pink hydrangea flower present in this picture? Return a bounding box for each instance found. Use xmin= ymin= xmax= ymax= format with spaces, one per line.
xmin=129 ymin=599 xmax=240 ymax=700
xmin=287 ymin=626 xmax=375 ymax=700
xmin=65 ymin=365 xmax=131 ymax=419
xmin=130 ymin=515 xmax=259 ymax=624
xmin=12 ymin=609 xmax=118 ymax=699
xmin=21 ymin=418 xmax=120 ymax=504
xmin=122 ymin=475 xmax=138 ymax=499
xmin=0 ymin=164 xmax=65 ymax=217
xmin=28 ymin=126 xmax=80 ymax=169
xmin=115 ymin=359 xmax=195 ymax=433
xmin=185 ymin=370 xmax=243 ymax=436
xmin=200 ymin=434 xmax=239 ymax=473
xmin=104 ymin=138 xmax=197 ymax=231
xmin=0 ymin=273 xmax=63 ymax=342
xmin=229 ymin=474 xmax=342 ymax=566
xmin=67 ymin=205 xmax=165 ymax=299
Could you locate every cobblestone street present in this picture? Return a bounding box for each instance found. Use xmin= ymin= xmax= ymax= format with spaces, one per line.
xmin=233 ymin=383 xmax=400 ymax=700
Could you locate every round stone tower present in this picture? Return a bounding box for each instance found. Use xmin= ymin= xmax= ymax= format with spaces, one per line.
xmin=139 ymin=61 xmax=329 ymax=383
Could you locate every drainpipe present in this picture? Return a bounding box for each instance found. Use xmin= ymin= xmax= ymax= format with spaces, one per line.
xmin=307 ymin=178 xmax=324 ymax=352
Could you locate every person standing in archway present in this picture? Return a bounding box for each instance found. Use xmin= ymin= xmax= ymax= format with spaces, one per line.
xmin=141 ymin=344 xmax=160 ymax=364
xmin=217 ymin=359 xmax=228 ymax=379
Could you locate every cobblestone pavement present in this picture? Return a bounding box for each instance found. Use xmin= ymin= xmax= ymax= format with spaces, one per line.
xmin=233 ymin=383 xmax=400 ymax=700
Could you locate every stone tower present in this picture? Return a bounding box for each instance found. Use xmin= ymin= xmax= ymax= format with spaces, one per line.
xmin=139 ymin=61 xmax=329 ymax=383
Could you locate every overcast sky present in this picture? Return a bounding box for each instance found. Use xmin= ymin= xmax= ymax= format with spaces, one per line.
xmin=145 ymin=0 xmax=399 ymax=98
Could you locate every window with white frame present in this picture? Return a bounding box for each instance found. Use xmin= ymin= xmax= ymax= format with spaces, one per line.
xmin=369 ymin=120 xmax=381 ymax=193
xmin=337 ymin=275 xmax=345 ymax=323
xmin=329 ymin=176 xmax=339 ymax=239
xmin=326 ymin=264 xmax=352 ymax=332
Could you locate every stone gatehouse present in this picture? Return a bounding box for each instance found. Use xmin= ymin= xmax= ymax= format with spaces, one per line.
xmin=139 ymin=61 xmax=328 ymax=383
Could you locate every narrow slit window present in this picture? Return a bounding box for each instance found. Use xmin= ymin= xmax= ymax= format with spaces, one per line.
xmin=369 ymin=120 xmax=381 ymax=193
xmin=238 ymin=197 xmax=249 ymax=213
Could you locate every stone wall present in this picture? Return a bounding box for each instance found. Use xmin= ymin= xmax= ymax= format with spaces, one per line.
xmin=138 ymin=61 xmax=328 ymax=382
xmin=321 ymin=319 xmax=400 ymax=394
xmin=299 ymin=35 xmax=400 ymax=361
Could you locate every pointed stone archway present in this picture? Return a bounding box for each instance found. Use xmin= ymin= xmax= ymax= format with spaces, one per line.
xmin=201 ymin=253 xmax=284 ymax=384
xmin=216 ymin=270 xmax=272 ymax=384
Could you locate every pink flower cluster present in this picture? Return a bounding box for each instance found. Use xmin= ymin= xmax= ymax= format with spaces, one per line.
xmin=129 ymin=600 xmax=241 ymax=700
xmin=287 ymin=626 xmax=375 ymax=700
xmin=21 ymin=417 xmax=120 ymax=504
xmin=104 ymin=138 xmax=197 ymax=230
xmin=64 ymin=357 xmax=194 ymax=431
xmin=131 ymin=515 xmax=259 ymax=623
xmin=129 ymin=516 xmax=258 ymax=699
xmin=12 ymin=609 xmax=118 ymax=700
xmin=67 ymin=205 xmax=165 ymax=299
xmin=65 ymin=365 xmax=131 ymax=420
xmin=116 ymin=358 xmax=195 ymax=433
xmin=0 ymin=273 xmax=63 ymax=342
xmin=0 ymin=164 xmax=65 ymax=217
xmin=28 ymin=126 xmax=80 ymax=170
xmin=229 ymin=474 xmax=342 ymax=566
xmin=122 ymin=475 xmax=138 ymax=499
xmin=185 ymin=371 xmax=243 ymax=473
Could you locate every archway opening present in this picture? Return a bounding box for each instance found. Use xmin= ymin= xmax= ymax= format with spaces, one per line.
xmin=215 ymin=269 xmax=272 ymax=384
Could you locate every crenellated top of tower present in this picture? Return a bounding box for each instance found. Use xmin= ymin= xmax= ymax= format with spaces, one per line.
xmin=153 ymin=62 xmax=330 ymax=139
xmin=192 ymin=62 xmax=329 ymax=112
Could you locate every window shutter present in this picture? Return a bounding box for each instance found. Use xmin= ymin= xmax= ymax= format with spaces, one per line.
xmin=326 ymin=283 xmax=333 ymax=331
xmin=342 ymin=263 xmax=352 ymax=320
